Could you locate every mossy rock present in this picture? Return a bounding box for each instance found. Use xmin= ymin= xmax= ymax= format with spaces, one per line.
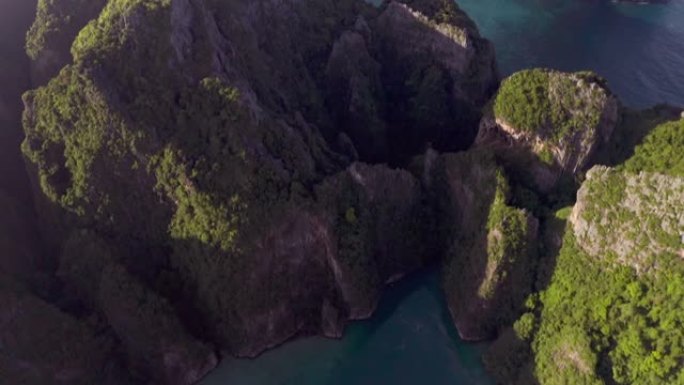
xmin=430 ymin=150 xmax=539 ymax=340
xmin=315 ymin=163 xmax=429 ymax=317
xmin=477 ymin=69 xmax=618 ymax=193
xmin=571 ymin=166 xmax=683 ymax=274
xmin=493 ymin=69 xmax=611 ymax=144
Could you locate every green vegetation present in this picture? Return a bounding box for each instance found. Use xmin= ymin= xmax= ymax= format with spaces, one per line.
xmin=16 ymin=0 xmax=684 ymax=382
xmin=486 ymin=99 xmax=683 ymax=384
xmin=22 ymin=0 xmax=181 ymax=219
xmin=531 ymin=231 xmax=684 ymax=385
xmin=439 ymin=151 xmax=537 ymax=338
xmin=72 ymin=0 xmax=171 ymax=62
xmin=621 ymin=118 xmax=684 ymax=177
xmin=23 ymin=0 xmax=297 ymax=350
xmin=513 ymin=312 xmax=536 ymax=341
xmin=493 ymin=69 xmax=608 ymax=144
xmin=479 ymin=170 xmax=531 ymax=299
xmin=537 ymin=146 xmax=555 ymax=166
xmin=26 ymin=0 xmax=106 ymax=60
xmin=13 ymin=0 xmax=508 ymax=379
xmin=26 ymin=0 xmax=56 ymax=58
xmin=596 ymin=106 xmax=682 ymax=168
xmin=22 ymin=66 xmax=130 ymax=215
xmin=152 ymin=147 xmax=244 ymax=252
xmin=554 ymin=206 xmax=572 ymax=220
xmin=575 ymin=167 xmax=682 ymax=273
xmin=490 ymin=161 xmax=683 ymax=384
xmin=494 ymin=69 xmax=552 ymax=135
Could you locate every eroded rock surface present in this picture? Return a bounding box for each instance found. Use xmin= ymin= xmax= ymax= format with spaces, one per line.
xmin=571 ymin=166 xmax=684 ymax=274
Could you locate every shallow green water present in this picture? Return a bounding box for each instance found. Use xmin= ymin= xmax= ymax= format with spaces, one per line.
xmin=201 ymin=271 xmax=494 ymax=385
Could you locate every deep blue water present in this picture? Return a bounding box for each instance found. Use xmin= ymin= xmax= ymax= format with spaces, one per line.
xmin=202 ymin=1 xmax=684 ymax=384
xmin=458 ymin=0 xmax=684 ymax=107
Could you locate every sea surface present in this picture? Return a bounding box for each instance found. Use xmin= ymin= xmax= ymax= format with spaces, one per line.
xmin=458 ymin=0 xmax=684 ymax=107
xmin=203 ymin=1 xmax=684 ymax=384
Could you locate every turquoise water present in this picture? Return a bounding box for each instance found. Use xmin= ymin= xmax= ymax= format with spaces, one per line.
xmin=456 ymin=0 xmax=684 ymax=107
xmin=201 ymin=271 xmax=493 ymax=385
xmin=202 ymin=1 xmax=684 ymax=384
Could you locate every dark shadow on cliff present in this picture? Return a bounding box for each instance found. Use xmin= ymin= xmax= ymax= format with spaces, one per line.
xmin=483 ymin=326 xmax=541 ymax=385
xmin=0 ymin=0 xmax=35 ymax=197
xmin=323 ymin=0 xmax=499 ymax=167
xmin=0 ymin=0 xmax=57 ymax=295
xmin=593 ymin=104 xmax=683 ymax=168
xmin=0 ymin=0 xmax=40 ymax=209
xmin=459 ymin=172 xmax=571 ymax=385
xmin=470 ymin=210 xmax=564 ymax=385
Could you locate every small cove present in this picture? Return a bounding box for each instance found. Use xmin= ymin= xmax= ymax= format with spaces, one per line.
xmin=201 ymin=270 xmax=494 ymax=385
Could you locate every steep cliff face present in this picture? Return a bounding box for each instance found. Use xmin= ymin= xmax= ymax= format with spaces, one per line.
xmin=16 ymin=0 xmax=497 ymax=382
xmin=325 ymin=18 xmax=387 ymax=162
xmin=374 ymin=0 xmax=499 ymax=162
xmin=476 ymin=69 xmax=618 ymax=193
xmin=317 ymin=163 xmax=429 ymax=319
xmin=422 ymin=150 xmax=538 ymax=341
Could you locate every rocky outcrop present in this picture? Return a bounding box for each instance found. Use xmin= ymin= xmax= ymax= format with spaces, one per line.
xmin=489 ymin=116 xmax=684 ymax=385
xmin=18 ymin=0 xmax=496 ymax=381
xmin=373 ymin=0 xmax=499 ymax=162
xmin=325 ymin=18 xmax=387 ymax=162
xmin=476 ymin=69 xmax=618 ymax=192
xmin=375 ymin=0 xmax=497 ymax=105
xmin=527 ymin=166 xmax=684 ymax=385
xmin=317 ymin=163 xmax=429 ymax=319
xmin=423 ymin=150 xmax=538 ymax=341
xmin=570 ymin=118 xmax=684 ymax=275
xmin=12 ymin=1 xmax=684 ymax=384
xmin=571 ymin=166 xmax=683 ymax=274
